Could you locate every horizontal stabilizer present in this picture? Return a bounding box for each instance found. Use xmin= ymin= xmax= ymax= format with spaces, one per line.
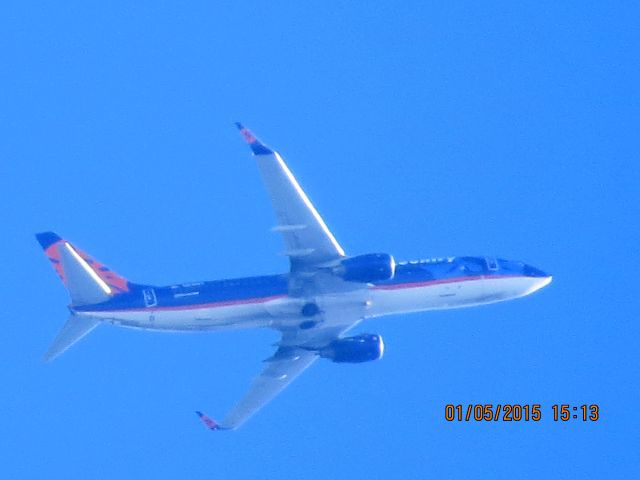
xmin=45 ymin=315 xmax=101 ymax=362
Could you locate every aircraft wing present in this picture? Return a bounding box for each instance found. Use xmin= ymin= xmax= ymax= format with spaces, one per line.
xmin=213 ymin=317 xmax=360 ymax=430
xmin=205 ymin=125 xmax=360 ymax=430
xmin=215 ymin=347 xmax=318 ymax=430
xmin=236 ymin=123 xmax=345 ymax=270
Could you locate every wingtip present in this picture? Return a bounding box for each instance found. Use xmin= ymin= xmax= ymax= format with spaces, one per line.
xmin=42 ymin=352 xmax=56 ymax=363
xmin=196 ymin=411 xmax=222 ymax=431
xmin=234 ymin=123 xmax=273 ymax=155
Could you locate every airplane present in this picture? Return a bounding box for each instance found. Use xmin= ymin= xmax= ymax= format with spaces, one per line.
xmin=36 ymin=123 xmax=552 ymax=430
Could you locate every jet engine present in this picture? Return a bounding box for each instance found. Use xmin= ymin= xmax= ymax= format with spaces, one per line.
xmin=334 ymin=253 xmax=395 ymax=283
xmin=319 ymin=334 xmax=385 ymax=363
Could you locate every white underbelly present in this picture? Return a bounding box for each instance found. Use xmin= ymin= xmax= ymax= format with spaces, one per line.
xmin=368 ymin=278 xmax=488 ymax=316
xmin=80 ymin=301 xmax=278 ymax=332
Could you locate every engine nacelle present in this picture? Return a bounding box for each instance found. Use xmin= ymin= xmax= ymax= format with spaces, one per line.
xmin=319 ymin=334 xmax=385 ymax=363
xmin=334 ymin=253 xmax=396 ymax=283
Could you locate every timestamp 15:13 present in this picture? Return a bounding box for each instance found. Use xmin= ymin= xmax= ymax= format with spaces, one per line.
xmin=552 ymin=404 xmax=599 ymax=421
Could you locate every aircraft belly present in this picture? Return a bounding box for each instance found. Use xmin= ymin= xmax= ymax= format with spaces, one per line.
xmin=368 ymin=275 xmax=548 ymax=317
xmin=79 ymin=302 xmax=275 ymax=332
xmin=482 ymin=276 xmax=547 ymax=302
xmin=368 ymin=279 xmax=489 ymax=316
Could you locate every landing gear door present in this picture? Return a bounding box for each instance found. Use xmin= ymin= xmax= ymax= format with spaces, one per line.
xmin=143 ymin=288 xmax=157 ymax=307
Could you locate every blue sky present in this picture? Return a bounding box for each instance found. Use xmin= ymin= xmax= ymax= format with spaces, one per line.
xmin=2 ymin=1 xmax=638 ymax=478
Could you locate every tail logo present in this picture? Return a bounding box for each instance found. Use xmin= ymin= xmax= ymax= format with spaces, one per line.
xmin=36 ymin=232 xmax=130 ymax=294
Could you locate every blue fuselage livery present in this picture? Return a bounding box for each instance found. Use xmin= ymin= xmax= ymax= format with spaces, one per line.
xmin=38 ymin=124 xmax=551 ymax=430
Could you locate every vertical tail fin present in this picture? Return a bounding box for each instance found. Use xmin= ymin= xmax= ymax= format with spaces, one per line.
xmin=36 ymin=232 xmax=133 ymax=360
xmin=36 ymin=232 xmax=131 ymax=306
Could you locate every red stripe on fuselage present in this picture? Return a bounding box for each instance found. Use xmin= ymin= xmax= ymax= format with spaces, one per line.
xmin=92 ymin=294 xmax=288 ymax=314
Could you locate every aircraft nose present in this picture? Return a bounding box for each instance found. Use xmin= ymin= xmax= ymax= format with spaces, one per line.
xmin=521 ymin=263 xmax=552 ymax=295
xmin=531 ymin=274 xmax=553 ymax=292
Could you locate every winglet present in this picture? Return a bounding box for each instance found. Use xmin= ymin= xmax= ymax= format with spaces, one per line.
xmin=195 ymin=411 xmax=222 ymax=431
xmin=235 ymin=122 xmax=273 ymax=155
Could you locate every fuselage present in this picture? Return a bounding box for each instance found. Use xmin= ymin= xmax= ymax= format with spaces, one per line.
xmin=74 ymin=255 xmax=551 ymax=333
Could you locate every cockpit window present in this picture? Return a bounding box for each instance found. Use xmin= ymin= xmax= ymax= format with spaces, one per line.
xmin=459 ymin=257 xmax=486 ymax=274
xmin=498 ymin=258 xmax=525 ymax=274
xmin=486 ymin=257 xmax=498 ymax=270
